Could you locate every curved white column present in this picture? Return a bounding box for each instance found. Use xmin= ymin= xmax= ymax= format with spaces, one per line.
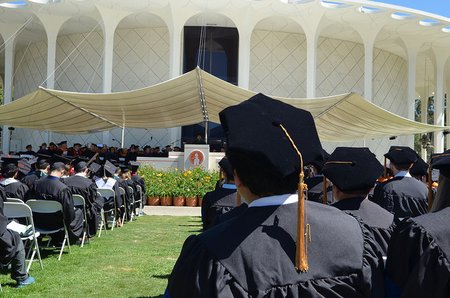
xmin=433 ymin=50 xmax=448 ymax=153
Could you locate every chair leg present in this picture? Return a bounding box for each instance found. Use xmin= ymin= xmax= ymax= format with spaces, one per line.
xmin=58 ymin=238 xmax=66 ymax=261
xmin=80 ymin=231 xmax=86 ymax=248
xmin=35 ymin=238 xmax=43 ymax=269
xmin=26 ymin=249 xmax=36 ymax=272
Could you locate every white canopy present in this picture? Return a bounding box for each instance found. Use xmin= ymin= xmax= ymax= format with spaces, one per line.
xmin=0 ymin=67 xmax=445 ymax=142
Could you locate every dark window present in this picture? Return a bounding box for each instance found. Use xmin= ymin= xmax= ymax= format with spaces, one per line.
xmin=182 ymin=26 xmax=239 ymax=150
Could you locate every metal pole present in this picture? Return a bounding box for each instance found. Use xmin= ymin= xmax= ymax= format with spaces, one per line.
xmin=121 ymin=126 xmax=125 ymax=148
xmin=204 ymin=120 xmax=208 ymax=144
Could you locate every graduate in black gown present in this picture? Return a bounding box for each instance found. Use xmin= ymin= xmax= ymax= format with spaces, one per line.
xmin=165 ymin=94 xmax=385 ymax=298
xmin=1 ymin=163 xmax=30 ymax=201
xmin=95 ymin=161 xmax=122 ymax=224
xmin=323 ymin=147 xmax=395 ymax=256
xmin=26 ymin=162 xmax=84 ymax=243
xmin=201 ymin=157 xmax=241 ymax=231
xmin=386 ymin=149 xmax=450 ymax=297
xmin=63 ymin=161 xmax=104 ymax=237
xmin=371 ymin=146 xmax=428 ymax=220
xmin=130 ymin=161 xmax=146 ymax=211
xmin=21 ymin=159 xmax=49 ymax=189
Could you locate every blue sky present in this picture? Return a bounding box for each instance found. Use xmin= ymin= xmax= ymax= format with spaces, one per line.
xmin=371 ymin=0 xmax=450 ymax=18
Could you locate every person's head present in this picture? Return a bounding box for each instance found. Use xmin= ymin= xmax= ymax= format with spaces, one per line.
xmin=49 ymin=142 xmax=57 ymax=150
xmin=384 ymin=146 xmax=417 ymax=175
xmin=195 ymin=133 xmax=202 ymax=141
xmin=430 ymin=150 xmax=450 ymax=212
xmin=50 ymin=162 xmax=66 ymax=177
xmin=74 ymin=161 xmax=88 ymax=175
xmin=218 ymin=157 xmax=234 ymax=183
xmin=40 ymin=142 xmax=47 ymax=149
xmin=219 ymin=93 xmax=323 ymax=202
xmin=321 ymin=147 xmax=383 ymax=201
xmin=410 ymin=156 xmax=428 ymax=182
xmin=73 ymin=143 xmax=81 ymax=150
xmin=26 ymin=144 xmax=32 ymax=151
xmin=58 ymin=141 xmax=68 ymax=150
xmin=2 ymin=163 xmax=18 ymax=179
xmin=36 ymin=159 xmax=50 ymax=173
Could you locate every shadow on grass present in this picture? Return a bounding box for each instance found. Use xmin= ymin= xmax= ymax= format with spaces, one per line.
xmin=152 ymin=274 xmax=170 ymax=279
xmin=189 ymin=229 xmax=202 ymax=233
xmin=178 ymin=224 xmax=201 ymax=227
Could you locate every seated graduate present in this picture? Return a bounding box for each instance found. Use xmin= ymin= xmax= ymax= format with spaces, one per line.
xmin=130 ymin=161 xmax=146 ymax=209
xmin=385 ymin=150 xmax=450 ymax=298
xmin=371 ymin=146 xmax=428 ymax=220
xmin=63 ymin=161 xmax=104 ymax=237
xmin=201 ymin=157 xmax=242 ymax=231
xmin=0 ymin=162 xmax=30 ymax=201
xmin=26 ymin=161 xmax=84 ymax=244
xmin=95 ymin=161 xmax=123 ymax=224
xmin=305 ymin=149 xmax=333 ymax=205
xmin=322 ymin=147 xmax=395 ymax=256
xmin=164 ymin=94 xmax=385 ymax=298
xmin=21 ymin=159 xmax=50 ymax=189
xmin=0 ymin=186 xmax=35 ymax=288
xmin=119 ymin=166 xmax=138 ymax=219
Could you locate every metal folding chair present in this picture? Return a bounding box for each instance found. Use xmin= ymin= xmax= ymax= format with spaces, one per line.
xmin=26 ymin=200 xmax=71 ymax=261
xmin=3 ymin=202 xmax=43 ymax=271
xmin=6 ymin=198 xmax=25 ymax=203
xmin=118 ymin=187 xmax=127 ymax=224
xmin=135 ymin=185 xmax=144 ymax=216
xmin=97 ymin=188 xmax=117 ymax=234
xmin=127 ymin=186 xmax=137 ymax=221
xmin=72 ymin=195 xmax=89 ymax=247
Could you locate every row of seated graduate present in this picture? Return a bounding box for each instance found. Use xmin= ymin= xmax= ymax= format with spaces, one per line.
xmin=165 ymin=93 xmax=450 ymax=298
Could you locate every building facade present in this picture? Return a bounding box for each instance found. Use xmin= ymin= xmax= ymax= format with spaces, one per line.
xmin=0 ymin=0 xmax=449 ymax=159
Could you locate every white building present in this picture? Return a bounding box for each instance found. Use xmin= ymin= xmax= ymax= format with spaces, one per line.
xmin=0 ymin=0 xmax=449 ymax=158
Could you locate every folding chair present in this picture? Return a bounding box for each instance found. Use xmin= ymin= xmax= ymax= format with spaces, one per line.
xmin=72 ymin=195 xmax=89 ymax=247
xmin=135 ymin=185 xmax=144 ymax=216
xmin=3 ymin=202 xmax=43 ymax=271
xmin=26 ymin=200 xmax=71 ymax=261
xmin=6 ymin=198 xmax=25 ymax=203
xmin=97 ymin=188 xmax=117 ymax=234
xmin=127 ymin=186 xmax=137 ymax=221
xmin=118 ymin=187 xmax=127 ymax=224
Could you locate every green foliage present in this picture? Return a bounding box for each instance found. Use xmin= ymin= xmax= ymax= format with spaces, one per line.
xmin=138 ymin=166 xmax=218 ymax=198
xmin=0 ymin=215 xmax=201 ymax=297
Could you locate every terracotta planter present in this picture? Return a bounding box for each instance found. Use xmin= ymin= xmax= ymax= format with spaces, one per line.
xmin=197 ymin=196 xmax=203 ymax=206
xmin=147 ymin=196 xmax=160 ymax=206
xmin=185 ymin=197 xmax=197 ymax=207
xmin=173 ymin=196 xmax=185 ymax=206
xmin=160 ymin=196 xmax=173 ymax=206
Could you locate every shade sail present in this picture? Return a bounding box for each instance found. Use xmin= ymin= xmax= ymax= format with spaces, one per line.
xmin=0 ymin=67 xmax=446 ymax=142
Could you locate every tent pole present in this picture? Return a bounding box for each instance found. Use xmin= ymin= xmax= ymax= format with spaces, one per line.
xmin=121 ymin=126 xmax=125 ymax=148
xmin=204 ymin=120 xmax=208 ymax=144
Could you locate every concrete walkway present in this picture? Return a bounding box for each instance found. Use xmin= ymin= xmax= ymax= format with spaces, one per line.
xmin=143 ymin=205 xmax=201 ymax=216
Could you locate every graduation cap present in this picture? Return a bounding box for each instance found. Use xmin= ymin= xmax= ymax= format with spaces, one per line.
xmin=17 ymin=159 xmax=32 ymax=175
xmin=88 ymin=162 xmax=101 ymax=174
xmin=1 ymin=156 xmax=21 ymax=166
xmin=49 ymin=154 xmax=73 ymax=165
xmin=219 ymin=93 xmax=323 ymax=272
xmin=218 ymin=157 xmax=233 ymax=180
xmin=57 ymin=141 xmax=67 ymax=146
xmin=322 ymin=147 xmax=383 ymax=193
xmin=430 ymin=150 xmax=450 ymax=178
xmin=384 ymin=146 xmax=418 ymax=165
xmin=103 ymin=160 xmax=117 ymax=176
xmin=1 ymin=158 xmax=31 ymax=175
xmin=410 ymin=155 xmax=428 ymax=177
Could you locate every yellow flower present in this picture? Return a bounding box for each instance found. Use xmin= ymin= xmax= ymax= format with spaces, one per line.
xmin=187 ymin=170 xmax=192 ymax=175
xmin=183 ymin=173 xmax=188 ymax=177
xmin=157 ymin=173 xmax=163 ymax=177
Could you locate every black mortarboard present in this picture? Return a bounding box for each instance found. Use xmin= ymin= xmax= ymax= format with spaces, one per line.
xmin=312 ymin=149 xmax=330 ymax=172
xmin=410 ymin=155 xmax=428 ymax=177
xmin=218 ymin=157 xmax=233 ymax=179
xmin=104 ymin=160 xmax=116 ymax=176
xmin=219 ymin=93 xmax=323 ymax=177
xmin=1 ymin=156 xmax=21 ymax=166
xmin=88 ymin=162 xmax=101 ymax=174
xmin=384 ymin=146 xmax=417 ymax=165
xmin=37 ymin=153 xmax=52 ymax=161
xmin=17 ymin=159 xmax=32 ymax=175
xmin=430 ymin=150 xmax=450 ymax=178
xmin=57 ymin=141 xmax=67 ymax=146
xmin=219 ymin=93 xmax=323 ymax=273
xmin=322 ymin=147 xmax=383 ymax=192
xmin=49 ymin=154 xmax=73 ymax=165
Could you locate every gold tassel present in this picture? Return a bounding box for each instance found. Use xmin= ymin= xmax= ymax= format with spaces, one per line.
xmin=428 ymin=166 xmax=433 ymax=212
xmin=322 ymin=175 xmax=327 ymax=205
xmin=278 ymin=123 xmax=309 ymax=272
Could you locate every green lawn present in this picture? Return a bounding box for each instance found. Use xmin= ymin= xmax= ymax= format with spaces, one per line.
xmin=0 ymin=215 xmax=201 ymax=297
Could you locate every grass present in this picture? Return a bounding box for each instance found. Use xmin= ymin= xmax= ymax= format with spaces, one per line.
xmin=0 ymin=215 xmax=202 ymax=297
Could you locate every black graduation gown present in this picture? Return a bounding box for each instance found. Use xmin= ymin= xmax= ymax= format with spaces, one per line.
xmin=20 ymin=170 xmax=45 ymax=189
xmin=63 ymin=175 xmax=104 ymax=237
xmin=115 ymin=178 xmax=132 ymax=220
xmin=371 ymin=176 xmax=428 ymax=220
xmin=214 ymin=203 xmax=248 ymax=226
xmin=386 ymin=207 xmax=450 ymax=298
xmin=166 ymin=199 xmax=385 ymax=297
xmin=131 ymin=173 xmax=146 ymax=195
xmin=332 ymin=197 xmax=395 ymax=256
xmin=0 ymin=186 xmax=21 ymax=264
xmin=1 ymin=179 xmax=29 ymax=201
xmin=201 ymin=187 xmax=237 ymax=231
xmin=27 ymin=175 xmax=84 ymax=240
xmin=305 ymin=176 xmax=333 ymax=205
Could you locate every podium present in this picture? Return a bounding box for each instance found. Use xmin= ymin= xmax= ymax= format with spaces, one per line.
xmin=183 ymin=144 xmax=209 ymax=170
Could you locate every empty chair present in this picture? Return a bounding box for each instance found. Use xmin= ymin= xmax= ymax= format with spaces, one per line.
xmin=3 ymin=202 xmax=43 ymax=271
xmin=26 ymin=200 xmax=71 ymax=261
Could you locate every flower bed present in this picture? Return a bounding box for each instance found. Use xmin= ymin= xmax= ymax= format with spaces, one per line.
xmin=138 ymin=166 xmax=218 ymax=207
